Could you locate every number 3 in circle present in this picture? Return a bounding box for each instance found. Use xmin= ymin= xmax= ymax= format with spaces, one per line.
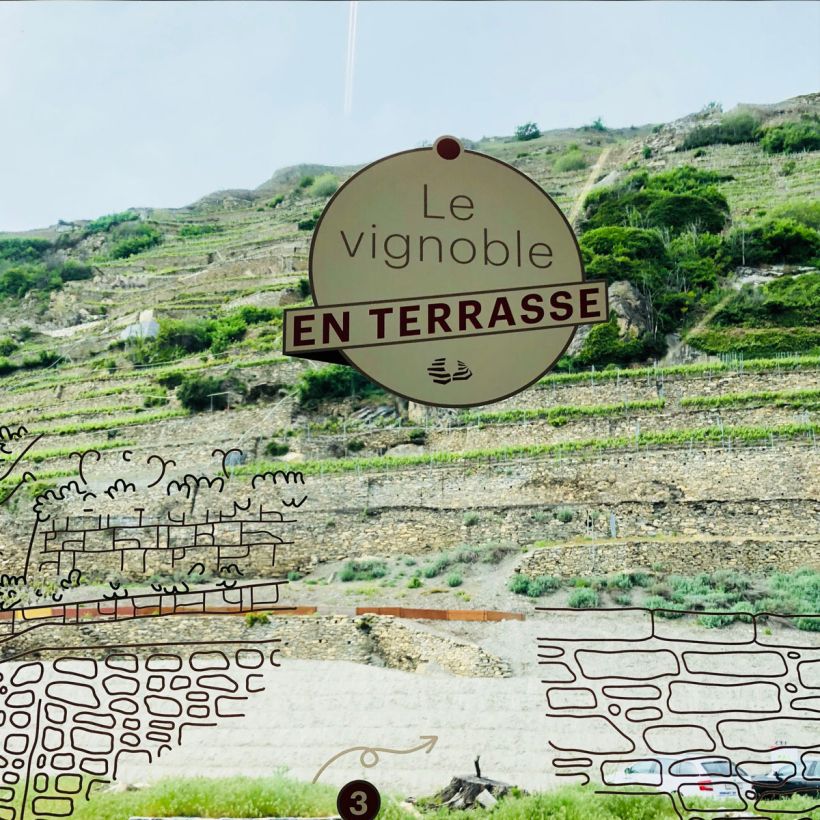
xmin=337 ymin=779 xmax=381 ymax=820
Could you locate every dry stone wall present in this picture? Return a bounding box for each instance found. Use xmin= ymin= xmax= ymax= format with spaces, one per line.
xmin=1 ymin=444 xmax=817 ymax=576
xmin=537 ymin=607 xmax=820 ymax=819
xmin=293 ymin=404 xmax=814 ymax=461
xmin=517 ymin=534 xmax=820 ymax=579
xmin=492 ymin=368 xmax=819 ymax=411
xmin=0 ymin=613 xmax=509 ymax=678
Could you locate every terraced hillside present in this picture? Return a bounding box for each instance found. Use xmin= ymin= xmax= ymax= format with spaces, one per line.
xmin=0 ymin=94 xmax=818 ymax=621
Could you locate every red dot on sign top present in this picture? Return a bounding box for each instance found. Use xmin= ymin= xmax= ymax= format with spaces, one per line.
xmin=436 ymin=138 xmax=461 ymax=160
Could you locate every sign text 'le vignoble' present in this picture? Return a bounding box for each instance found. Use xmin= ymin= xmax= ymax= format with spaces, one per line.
xmin=283 ymin=136 xmax=608 ymax=407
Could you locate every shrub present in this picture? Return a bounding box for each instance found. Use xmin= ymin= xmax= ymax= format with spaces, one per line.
xmin=0 ymin=337 xmax=18 ymax=356
xmin=555 ymin=507 xmax=574 ymax=523
xmin=698 ymin=613 xmax=737 ymax=629
xmin=644 ymin=193 xmax=728 ymax=234
xmin=509 ymin=574 xmax=531 ymax=595
xmin=568 ymin=588 xmax=599 ymax=608
xmin=267 ymin=195 xmax=285 ymax=208
xmin=682 ymin=110 xmax=761 ymax=150
xmin=581 ymin=225 xmax=667 ymax=263
xmin=584 ymin=117 xmax=607 ymax=132
xmin=712 ymin=274 xmax=820 ymax=328
xmin=297 ymin=277 xmax=311 ymax=299
xmin=689 ymin=327 xmax=820 ymax=356
xmin=22 ymin=349 xmax=61 ymax=369
xmin=408 ymin=429 xmax=426 ymax=445
xmin=0 ymin=237 xmax=51 ymax=263
xmin=477 ymin=542 xmax=517 ymax=563
xmin=85 ymin=210 xmax=139 ymax=234
xmin=209 ymin=314 xmax=247 ymax=353
xmin=297 ymin=211 xmax=321 ymax=231
xmin=110 ymin=225 xmax=162 ymax=258
xmin=157 ymin=319 xmax=214 ymax=355
xmin=760 ymin=116 xmax=820 ymax=154
xmin=609 ymin=573 xmax=635 ymax=591
xmin=642 ymin=146 xmax=652 ymax=159
xmin=554 ymin=151 xmax=587 ymax=172
xmin=769 ymin=200 xmax=820 ymax=230
xmin=265 ymin=440 xmax=289 ymax=457
xmin=446 ymin=572 xmax=463 ymax=588
xmin=237 ymin=305 xmax=281 ymax=325
xmin=723 ymin=218 xmax=820 ymax=267
xmin=58 ymin=259 xmax=93 ymax=282
xmin=179 ymin=223 xmax=221 ymax=238
xmin=463 ymin=511 xmax=480 ymax=527
xmin=527 ymin=575 xmax=561 ymax=597
xmin=177 ymin=374 xmax=245 ymax=412
xmin=155 ymin=370 xmax=186 ymax=389
xmin=574 ymin=316 xmax=663 ymax=368
xmin=309 ymin=174 xmax=340 ymax=198
xmin=244 ymin=612 xmax=270 ymax=627
xmin=297 ymin=175 xmax=314 ymax=189
xmin=582 ymin=167 xmax=730 ymax=234
xmin=0 ymin=264 xmax=62 ymax=300
xmin=509 ymin=573 xmax=560 ymax=597
xmin=515 ymin=122 xmax=541 ymax=141
xmin=296 ymin=364 xmax=381 ymax=403
xmin=286 ymin=571 xmax=303 ymax=581
xmin=339 ymin=560 xmax=387 ymax=582
xmin=407 ymin=576 xmax=422 ymax=589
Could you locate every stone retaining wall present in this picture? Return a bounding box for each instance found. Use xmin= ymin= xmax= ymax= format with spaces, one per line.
xmin=517 ymin=534 xmax=820 ymax=578
xmin=494 ymin=367 xmax=819 ymax=411
xmin=1 ymin=444 xmax=816 ymax=576
xmin=0 ymin=613 xmax=510 ymax=678
xmin=291 ymin=403 xmax=815 ymax=461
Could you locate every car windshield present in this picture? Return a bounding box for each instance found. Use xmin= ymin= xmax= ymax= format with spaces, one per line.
xmin=625 ymin=762 xmax=660 ymax=774
xmin=701 ymin=761 xmax=731 ymax=776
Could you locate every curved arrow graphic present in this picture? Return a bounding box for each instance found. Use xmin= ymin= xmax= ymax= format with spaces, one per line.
xmin=312 ymin=735 xmax=438 ymax=783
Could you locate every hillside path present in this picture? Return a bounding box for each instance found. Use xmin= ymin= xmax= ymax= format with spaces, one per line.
xmin=685 ymin=290 xmax=735 ymax=340
xmin=568 ymin=144 xmax=613 ymax=227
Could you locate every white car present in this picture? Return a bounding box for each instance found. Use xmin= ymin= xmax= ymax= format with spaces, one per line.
xmin=607 ymin=756 xmax=744 ymax=801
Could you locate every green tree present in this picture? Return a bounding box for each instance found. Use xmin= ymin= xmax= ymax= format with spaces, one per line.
xmin=514 ymin=122 xmax=540 ymax=141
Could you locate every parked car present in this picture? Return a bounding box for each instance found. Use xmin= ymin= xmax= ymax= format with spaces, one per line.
xmin=608 ymin=756 xmax=744 ymax=801
xmin=748 ymin=759 xmax=820 ymax=799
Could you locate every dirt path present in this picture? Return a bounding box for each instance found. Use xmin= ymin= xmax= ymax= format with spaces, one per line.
xmin=685 ymin=290 xmax=735 ymax=340
xmin=568 ymin=144 xmax=613 ymax=226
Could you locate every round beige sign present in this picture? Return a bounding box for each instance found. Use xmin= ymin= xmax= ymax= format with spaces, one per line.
xmin=285 ymin=136 xmax=607 ymax=407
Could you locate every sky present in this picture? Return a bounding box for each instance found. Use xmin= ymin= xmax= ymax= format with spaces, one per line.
xmin=0 ymin=1 xmax=818 ymax=232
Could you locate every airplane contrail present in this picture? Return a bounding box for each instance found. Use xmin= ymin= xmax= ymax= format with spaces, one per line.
xmin=344 ymin=0 xmax=358 ymax=116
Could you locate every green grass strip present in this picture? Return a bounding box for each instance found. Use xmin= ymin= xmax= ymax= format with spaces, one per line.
xmin=681 ymin=388 xmax=820 ymax=409
xmin=20 ymin=439 xmax=137 ymax=464
xmin=0 ymin=404 xmax=144 ymax=425
xmin=238 ymin=421 xmax=819 ymax=477
xmin=537 ymin=354 xmax=820 ymax=386
xmin=0 ymin=469 xmax=79 ymax=499
xmin=29 ymin=410 xmax=187 ymax=437
xmin=47 ymin=777 xmax=818 ymax=820
xmin=461 ymin=399 xmax=665 ymax=426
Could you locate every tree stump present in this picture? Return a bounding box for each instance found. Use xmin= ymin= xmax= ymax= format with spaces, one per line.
xmin=433 ymin=775 xmax=513 ymax=810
